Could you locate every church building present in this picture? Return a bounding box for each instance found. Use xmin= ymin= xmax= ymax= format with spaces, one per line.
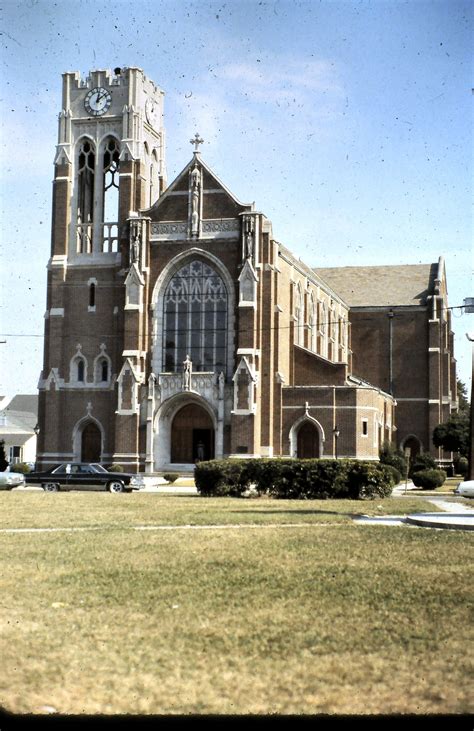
xmin=36 ymin=67 xmax=457 ymax=472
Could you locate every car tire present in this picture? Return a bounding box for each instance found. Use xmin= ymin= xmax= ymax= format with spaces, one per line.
xmin=108 ymin=480 xmax=125 ymax=494
xmin=43 ymin=482 xmax=59 ymax=492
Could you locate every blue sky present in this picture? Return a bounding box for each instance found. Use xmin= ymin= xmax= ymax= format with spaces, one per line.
xmin=0 ymin=0 xmax=472 ymax=398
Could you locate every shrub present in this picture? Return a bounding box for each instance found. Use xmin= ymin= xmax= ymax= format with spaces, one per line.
xmin=0 ymin=441 xmax=8 ymax=472
xmin=409 ymin=453 xmax=436 ymax=477
xmin=380 ymin=464 xmax=401 ymax=486
xmin=194 ymin=460 xmax=250 ymax=497
xmin=454 ymin=456 xmax=468 ymax=477
xmin=379 ymin=441 xmax=407 ymax=477
xmin=108 ymin=463 xmax=124 ymax=472
xmin=346 ymin=462 xmax=395 ymax=499
xmin=9 ymin=462 xmax=31 ymax=474
xmin=163 ymin=472 xmax=180 ymax=484
xmin=411 ymin=468 xmax=447 ymax=489
xmin=195 ymin=458 xmax=394 ymax=500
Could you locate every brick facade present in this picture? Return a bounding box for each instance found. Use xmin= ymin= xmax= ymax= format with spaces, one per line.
xmin=36 ymin=68 xmax=455 ymax=472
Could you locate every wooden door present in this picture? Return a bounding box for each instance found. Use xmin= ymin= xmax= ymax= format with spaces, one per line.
xmin=297 ymin=421 xmax=320 ymax=459
xmin=81 ymin=422 xmax=102 ymax=463
xmin=171 ymin=404 xmax=214 ymax=463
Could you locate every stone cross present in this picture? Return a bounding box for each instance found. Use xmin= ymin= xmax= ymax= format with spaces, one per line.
xmin=190 ymin=133 xmax=204 ymax=152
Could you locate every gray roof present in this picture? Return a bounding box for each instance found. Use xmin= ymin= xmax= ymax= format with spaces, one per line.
xmin=0 ymin=394 xmax=38 ymax=432
xmin=0 ymin=430 xmax=33 ymax=446
xmin=314 ymin=264 xmax=437 ymax=307
xmin=6 ymin=395 xmax=38 ymax=414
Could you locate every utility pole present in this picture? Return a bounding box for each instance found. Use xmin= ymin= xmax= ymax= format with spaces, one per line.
xmin=466 ymin=331 xmax=474 ymax=480
xmin=464 ymin=296 xmax=474 ymax=480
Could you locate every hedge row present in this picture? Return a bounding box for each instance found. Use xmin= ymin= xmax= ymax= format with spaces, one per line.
xmin=194 ymin=458 xmax=397 ymax=500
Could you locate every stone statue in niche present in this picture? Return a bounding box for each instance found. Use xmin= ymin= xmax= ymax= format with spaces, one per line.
xmin=130 ymin=220 xmax=141 ymax=265
xmin=244 ymin=228 xmax=253 ymax=259
xmin=190 ymin=165 xmax=201 ymax=236
xmin=183 ymin=354 xmax=192 ymax=390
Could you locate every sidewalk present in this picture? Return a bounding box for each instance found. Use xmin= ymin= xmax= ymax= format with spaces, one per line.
xmin=356 ymin=486 xmax=474 ymax=531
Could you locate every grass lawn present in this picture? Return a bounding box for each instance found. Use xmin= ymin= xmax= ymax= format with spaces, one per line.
xmin=0 ymin=493 xmax=472 ymax=716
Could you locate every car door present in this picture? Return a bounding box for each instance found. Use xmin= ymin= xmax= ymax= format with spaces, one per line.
xmin=47 ymin=464 xmax=71 ymax=490
xmin=70 ymin=464 xmax=100 ymax=491
xmin=65 ymin=464 xmax=86 ymax=490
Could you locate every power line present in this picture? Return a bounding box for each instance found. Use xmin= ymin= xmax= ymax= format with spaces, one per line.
xmin=0 ymin=303 xmax=469 ymax=341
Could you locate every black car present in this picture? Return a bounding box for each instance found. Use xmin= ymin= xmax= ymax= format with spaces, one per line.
xmin=25 ymin=463 xmax=146 ymax=493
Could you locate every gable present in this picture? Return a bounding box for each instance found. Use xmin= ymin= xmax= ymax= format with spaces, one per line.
xmin=145 ymin=154 xmax=251 ymax=224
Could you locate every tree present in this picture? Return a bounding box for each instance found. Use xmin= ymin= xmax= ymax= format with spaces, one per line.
xmin=433 ymin=412 xmax=469 ymax=458
xmin=457 ymin=378 xmax=470 ymax=414
xmin=0 ymin=440 xmax=8 ymax=471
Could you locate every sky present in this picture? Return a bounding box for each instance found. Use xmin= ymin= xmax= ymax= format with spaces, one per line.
xmin=0 ymin=0 xmax=472 ymax=400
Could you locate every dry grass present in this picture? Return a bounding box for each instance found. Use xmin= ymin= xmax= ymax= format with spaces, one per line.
xmin=0 ymin=493 xmax=472 ymax=716
xmin=1 ymin=491 xmax=440 ymax=530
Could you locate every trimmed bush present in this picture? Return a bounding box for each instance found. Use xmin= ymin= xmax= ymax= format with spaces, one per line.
xmin=411 ymin=468 xmax=447 ymax=490
xmin=194 ymin=460 xmax=250 ymax=497
xmin=195 ymin=458 xmax=395 ymax=500
xmin=9 ymin=462 xmax=31 ymax=474
xmin=346 ymin=462 xmax=395 ymax=499
xmin=107 ymin=463 xmax=124 ymax=472
xmin=163 ymin=472 xmax=180 ymax=484
xmin=409 ymin=453 xmax=436 ymax=477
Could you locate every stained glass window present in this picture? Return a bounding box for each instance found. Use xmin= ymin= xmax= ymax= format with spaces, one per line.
xmin=163 ymin=260 xmax=227 ymax=372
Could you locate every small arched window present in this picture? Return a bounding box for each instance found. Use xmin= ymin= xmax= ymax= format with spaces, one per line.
xmin=100 ymin=359 xmax=108 ymax=382
xmin=77 ymin=359 xmax=85 ymax=383
xmin=89 ymin=282 xmax=96 ymax=308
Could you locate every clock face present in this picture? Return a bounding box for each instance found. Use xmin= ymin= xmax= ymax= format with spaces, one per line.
xmin=145 ymin=97 xmax=159 ymax=127
xmin=84 ymin=87 xmax=112 ymax=116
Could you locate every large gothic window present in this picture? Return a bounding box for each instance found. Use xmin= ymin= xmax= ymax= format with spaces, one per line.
xmin=77 ymin=140 xmax=95 ymax=253
xmin=102 ymin=138 xmax=120 ymax=252
xmin=163 ymin=260 xmax=227 ymax=373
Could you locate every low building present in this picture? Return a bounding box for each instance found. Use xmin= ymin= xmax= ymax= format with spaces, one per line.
xmin=0 ymin=395 xmax=38 ymax=466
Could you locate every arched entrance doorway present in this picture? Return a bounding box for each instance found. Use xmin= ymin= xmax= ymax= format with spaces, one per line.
xmin=171 ymin=404 xmax=215 ymax=463
xmin=81 ymin=422 xmax=101 ymax=462
xmin=297 ymin=421 xmax=320 ymax=459
xmin=403 ymin=435 xmax=422 ymax=462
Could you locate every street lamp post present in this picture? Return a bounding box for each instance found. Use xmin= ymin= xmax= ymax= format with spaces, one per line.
xmin=333 ymin=426 xmax=340 ymax=459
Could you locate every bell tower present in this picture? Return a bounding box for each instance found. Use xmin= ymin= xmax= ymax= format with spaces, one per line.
xmin=37 ymin=67 xmax=166 ymax=469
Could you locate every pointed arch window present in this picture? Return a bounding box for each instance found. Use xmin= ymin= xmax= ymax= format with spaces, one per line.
xmin=319 ymin=301 xmax=327 ymax=357
xmin=102 ymin=138 xmax=120 ymax=252
xmin=76 ymin=140 xmax=95 ymax=253
xmin=77 ymin=358 xmax=85 ymax=383
xmin=294 ymin=284 xmax=304 ymax=346
xmin=163 ymin=260 xmax=228 ymax=373
xmin=308 ymin=293 xmax=317 ymax=351
xmin=98 ymin=358 xmax=109 ymax=383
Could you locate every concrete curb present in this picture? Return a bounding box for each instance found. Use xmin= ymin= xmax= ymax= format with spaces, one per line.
xmin=405 ymin=513 xmax=474 ymax=531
